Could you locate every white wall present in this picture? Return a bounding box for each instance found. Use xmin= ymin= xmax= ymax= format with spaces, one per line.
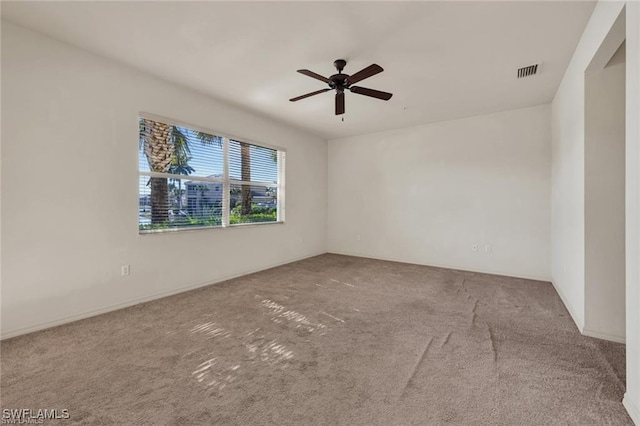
xmin=552 ymin=1 xmax=640 ymax=422
xmin=0 ymin=22 xmax=328 ymax=339
xmin=327 ymin=105 xmax=551 ymax=281
xmin=551 ymin=1 xmax=625 ymax=332
xmin=624 ymin=1 xmax=640 ymax=422
xmin=584 ymin=42 xmax=626 ymax=342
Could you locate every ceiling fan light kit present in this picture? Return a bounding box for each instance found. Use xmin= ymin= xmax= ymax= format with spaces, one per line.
xmin=290 ymin=59 xmax=393 ymax=115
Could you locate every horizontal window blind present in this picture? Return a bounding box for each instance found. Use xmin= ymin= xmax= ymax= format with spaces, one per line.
xmin=228 ymin=140 xmax=279 ymax=225
xmin=138 ymin=116 xmax=284 ymax=233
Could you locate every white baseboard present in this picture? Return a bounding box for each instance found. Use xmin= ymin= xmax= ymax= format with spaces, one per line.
xmin=623 ymin=395 xmax=640 ymax=425
xmin=1 ymin=251 xmax=326 ymax=340
xmin=550 ymin=279 xmax=585 ymax=333
xmin=582 ymin=328 xmax=626 ymax=344
xmin=327 ymin=250 xmax=552 ymax=282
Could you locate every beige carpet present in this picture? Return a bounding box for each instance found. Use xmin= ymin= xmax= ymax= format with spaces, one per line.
xmin=0 ymin=254 xmax=632 ymax=425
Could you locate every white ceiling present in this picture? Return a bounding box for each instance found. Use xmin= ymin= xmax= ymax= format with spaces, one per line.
xmin=1 ymin=1 xmax=595 ymax=140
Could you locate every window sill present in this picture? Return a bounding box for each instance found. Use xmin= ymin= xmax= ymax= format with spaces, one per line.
xmin=139 ymin=221 xmax=285 ymax=235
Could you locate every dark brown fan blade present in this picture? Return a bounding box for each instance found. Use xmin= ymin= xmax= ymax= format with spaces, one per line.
xmin=336 ymin=92 xmax=345 ymax=115
xmin=289 ymin=88 xmax=331 ymax=102
xmin=347 ymin=64 xmax=383 ymax=85
xmin=350 ymin=86 xmax=393 ymax=101
xmin=297 ymin=69 xmax=331 ymax=84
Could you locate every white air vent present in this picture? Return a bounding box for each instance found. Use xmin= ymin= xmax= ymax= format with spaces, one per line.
xmin=517 ymin=63 xmax=540 ymax=78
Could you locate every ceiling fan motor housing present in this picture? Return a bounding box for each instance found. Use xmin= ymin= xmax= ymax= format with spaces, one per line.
xmin=330 ymin=59 xmax=349 ymax=89
xmin=329 ymin=74 xmax=349 ymax=89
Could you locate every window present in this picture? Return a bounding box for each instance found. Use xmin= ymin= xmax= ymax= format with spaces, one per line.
xmin=138 ymin=115 xmax=285 ymax=233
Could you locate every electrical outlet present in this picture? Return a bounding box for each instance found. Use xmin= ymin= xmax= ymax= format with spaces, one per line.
xmin=485 ymin=245 xmax=492 ymax=253
xmin=121 ymin=265 xmax=130 ymax=276
xmin=472 ymin=244 xmax=478 ymax=252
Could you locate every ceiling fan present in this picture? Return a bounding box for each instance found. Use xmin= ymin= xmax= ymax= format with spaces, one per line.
xmin=289 ymin=59 xmax=393 ymax=115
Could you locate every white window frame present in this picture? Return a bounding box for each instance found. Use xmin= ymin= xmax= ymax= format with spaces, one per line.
xmin=138 ymin=113 xmax=286 ymax=233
